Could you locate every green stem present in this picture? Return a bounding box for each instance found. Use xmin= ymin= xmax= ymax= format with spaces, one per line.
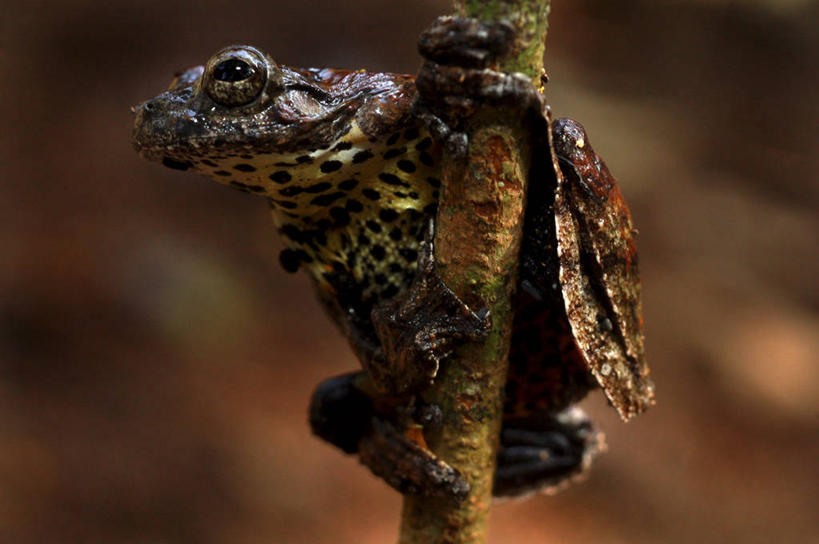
xmin=398 ymin=1 xmax=551 ymax=543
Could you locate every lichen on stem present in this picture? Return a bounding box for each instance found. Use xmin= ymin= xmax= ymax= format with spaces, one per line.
xmin=398 ymin=1 xmax=551 ymax=543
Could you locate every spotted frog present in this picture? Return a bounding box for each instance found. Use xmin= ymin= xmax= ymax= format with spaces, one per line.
xmin=132 ymin=17 xmax=654 ymax=500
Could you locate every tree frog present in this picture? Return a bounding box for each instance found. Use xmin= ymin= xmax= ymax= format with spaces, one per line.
xmin=132 ymin=16 xmax=654 ymax=500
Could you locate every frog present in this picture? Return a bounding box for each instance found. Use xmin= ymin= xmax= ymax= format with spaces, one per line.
xmin=132 ymin=16 xmax=654 ymax=500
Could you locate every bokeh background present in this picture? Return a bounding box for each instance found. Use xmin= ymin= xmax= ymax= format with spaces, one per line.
xmin=2 ymin=1 xmax=817 ymax=542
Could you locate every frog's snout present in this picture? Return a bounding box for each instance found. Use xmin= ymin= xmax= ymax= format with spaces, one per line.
xmin=131 ymin=93 xmax=201 ymax=169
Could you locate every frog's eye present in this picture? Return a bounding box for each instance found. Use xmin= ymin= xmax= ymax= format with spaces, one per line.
xmin=204 ymin=47 xmax=269 ymax=107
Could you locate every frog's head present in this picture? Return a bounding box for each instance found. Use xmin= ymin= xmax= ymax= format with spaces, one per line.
xmin=553 ymin=117 xmax=614 ymax=202
xmin=131 ymin=45 xmax=367 ymax=175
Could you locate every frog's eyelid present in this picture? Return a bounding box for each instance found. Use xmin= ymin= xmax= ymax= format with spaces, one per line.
xmin=284 ymin=83 xmax=333 ymax=103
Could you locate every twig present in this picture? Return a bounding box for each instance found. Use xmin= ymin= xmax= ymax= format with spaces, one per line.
xmin=399 ymin=1 xmax=551 ymax=542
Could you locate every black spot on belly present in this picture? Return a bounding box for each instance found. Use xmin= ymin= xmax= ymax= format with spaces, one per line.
xmin=419 ymin=152 xmax=434 ymax=166
xmin=416 ymin=137 xmax=432 ymax=151
xmin=362 ymin=188 xmax=381 ymax=201
xmin=280 ymin=224 xmax=307 ymax=242
xmin=389 ymin=227 xmax=403 ymax=241
xmin=305 ymin=182 xmax=332 ymax=193
xmin=382 ymin=284 xmax=400 ymax=298
xmin=334 ymin=141 xmax=353 ymax=151
xmin=426 ymin=176 xmax=441 ymax=188
xmin=399 ymin=248 xmax=418 ymax=263
xmin=271 ymin=198 xmax=298 ymax=209
xmin=338 ymin=179 xmax=358 ymax=191
xmin=352 ymin=150 xmax=374 ymax=164
xmin=279 ymin=186 xmax=303 ymax=197
xmin=379 ymin=209 xmax=399 ymax=222
xmin=320 ymin=160 xmax=343 ymax=173
xmin=386 ymin=133 xmax=400 ymax=146
xmin=404 ymin=127 xmax=420 ymax=141
xmin=310 ymin=192 xmax=345 ymax=206
xmin=270 ymin=171 xmax=292 ymax=183
xmin=297 ymin=155 xmax=314 ymax=164
xmin=162 ymin=157 xmax=191 ymax=170
xmin=330 ymin=207 xmax=351 ymax=226
xmin=366 ymin=220 xmax=382 ymax=233
xmin=214 ymin=170 xmax=232 ymax=176
xmin=345 ymin=199 xmax=364 ymax=213
xmin=233 ymin=163 xmax=256 ymax=172
xmin=383 ymin=147 xmax=405 ymax=160
xmin=378 ymin=173 xmax=403 ymax=186
xmin=371 ymin=246 xmax=387 ymax=261
xmin=358 ymin=233 xmax=370 ymax=245
xmin=201 ymin=159 xmax=218 ymax=167
xmin=397 ymin=159 xmax=416 ymax=173
xmin=374 ymin=272 xmax=388 ymax=284
xmin=279 ymin=249 xmax=302 ymax=273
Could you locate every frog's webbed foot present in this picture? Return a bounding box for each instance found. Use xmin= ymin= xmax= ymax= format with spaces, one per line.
xmin=414 ymin=16 xmax=544 ymax=156
xmin=309 ymin=372 xmax=470 ymax=502
xmin=493 ymin=407 xmax=605 ymax=498
xmin=370 ymin=220 xmax=491 ymax=396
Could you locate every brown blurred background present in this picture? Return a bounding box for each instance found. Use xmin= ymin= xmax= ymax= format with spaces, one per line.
xmin=2 ymin=1 xmax=817 ymax=542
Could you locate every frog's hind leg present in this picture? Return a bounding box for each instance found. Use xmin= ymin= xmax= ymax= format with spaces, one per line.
xmin=309 ymin=372 xmax=375 ymax=454
xmin=493 ymin=406 xmax=605 ymax=498
xmin=309 ymin=371 xmax=469 ymax=502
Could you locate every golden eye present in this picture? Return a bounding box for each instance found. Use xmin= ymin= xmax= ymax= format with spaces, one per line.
xmin=204 ymin=46 xmax=268 ymax=107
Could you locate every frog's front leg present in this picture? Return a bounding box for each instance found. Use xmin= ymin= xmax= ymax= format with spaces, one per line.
xmin=369 ymin=219 xmax=491 ymax=396
xmin=309 ymin=222 xmax=487 ymax=502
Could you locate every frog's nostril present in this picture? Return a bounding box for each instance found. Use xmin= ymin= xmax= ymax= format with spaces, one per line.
xmin=144 ymin=101 xmax=155 ymax=112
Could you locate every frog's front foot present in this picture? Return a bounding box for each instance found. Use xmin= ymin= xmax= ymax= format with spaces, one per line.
xmin=415 ymin=15 xmax=544 ymax=156
xmin=494 ymin=407 xmax=605 ymax=498
xmin=369 ymin=220 xmax=491 ymax=396
xmin=309 ymin=372 xmax=470 ymax=502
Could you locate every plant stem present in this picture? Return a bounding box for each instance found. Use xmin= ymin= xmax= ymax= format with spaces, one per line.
xmin=398 ymin=1 xmax=551 ymax=543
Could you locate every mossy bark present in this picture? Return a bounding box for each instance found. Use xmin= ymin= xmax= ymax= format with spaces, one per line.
xmin=399 ymin=1 xmax=551 ymax=543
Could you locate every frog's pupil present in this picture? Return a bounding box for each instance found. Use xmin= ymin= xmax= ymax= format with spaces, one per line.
xmin=214 ymin=59 xmax=253 ymax=82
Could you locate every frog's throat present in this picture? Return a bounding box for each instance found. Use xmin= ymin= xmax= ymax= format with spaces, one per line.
xmin=197 ymin=121 xmax=444 ymax=302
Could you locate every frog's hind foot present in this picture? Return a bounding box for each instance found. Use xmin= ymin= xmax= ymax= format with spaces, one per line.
xmin=494 ymin=406 xmax=605 ymax=498
xmin=309 ymin=372 xmax=470 ymax=502
xmin=358 ymin=417 xmax=470 ymax=503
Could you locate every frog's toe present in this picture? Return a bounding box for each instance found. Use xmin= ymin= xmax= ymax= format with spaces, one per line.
xmin=359 ymin=417 xmax=470 ymax=502
xmin=418 ymin=16 xmax=515 ymax=68
xmin=309 ymin=372 xmax=374 ymax=454
xmin=494 ymin=406 xmax=605 ymax=498
xmin=309 ymin=372 xmax=469 ymax=502
xmin=371 ymin=220 xmax=490 ymax=395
